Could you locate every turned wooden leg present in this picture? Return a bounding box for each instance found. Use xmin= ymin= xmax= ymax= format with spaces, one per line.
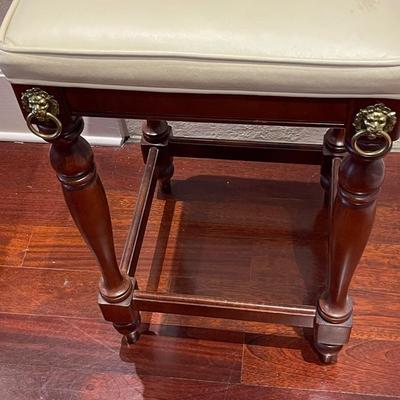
xmin=320 ymin=128 xmax=346 ymax=206
xmin=51 ymin=125 xmax=141 ymax=342
xmin=48 ymin=117 xmax=141 ymax=342
xmin=315 ymin=104 xmax=397 ymax=363
xmin=141 ymin=120 xmax=174 ymax=194
xmin=16 ymin=87 xmax=141 ymax=343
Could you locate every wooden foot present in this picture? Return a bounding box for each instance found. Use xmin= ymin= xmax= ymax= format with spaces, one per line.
xmin=314 ymin=309 xmax=351 ymax=362
xmin=113 ymin=312 xmax=141 ymax=344
xmin=314 ymin=343 xmax=342 ymax=364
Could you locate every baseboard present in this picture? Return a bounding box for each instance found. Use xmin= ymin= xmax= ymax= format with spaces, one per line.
xmin=0 ymin=130 xmax=125 ymax=146
xmin=0 ymin=117 xmax=127 ymax=146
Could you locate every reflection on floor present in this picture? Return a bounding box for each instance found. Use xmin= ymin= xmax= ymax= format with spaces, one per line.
xmin=1 ymin=141 xmax=399 ymax=399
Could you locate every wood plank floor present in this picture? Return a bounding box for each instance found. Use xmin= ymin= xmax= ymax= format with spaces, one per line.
xmin=1 ymin=141 xmax=400 ymax=399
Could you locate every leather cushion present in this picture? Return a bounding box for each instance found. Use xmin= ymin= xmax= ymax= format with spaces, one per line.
xmin=1 ymin=0 xmax=400 ymax=98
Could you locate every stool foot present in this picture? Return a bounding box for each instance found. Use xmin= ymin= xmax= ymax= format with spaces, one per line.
xmin=98 ymin=282 xmax=142 ymax=345
xmin=313 ymin=309 xmax=351 ymax=364
xmin=161 ymin=179 xmax=172 ymax=195
xmin=126 ymin=330 xmax=141 ymax=344
xmin=314 ymin=343 xmax=342 ymax=364
xmin=113 ymin=316 xmax=141 ymax=344
xmin=159 ymin=163 xmax=174 ymax=194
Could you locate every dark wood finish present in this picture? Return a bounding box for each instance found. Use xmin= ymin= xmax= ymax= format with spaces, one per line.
xmin=320 ymin=128 xmax=346 ymax=204
xmin=323 ymin=150 xmax=386 ymax=321
xmin=315 ymin=127 xmax=390 ymax=362
xmin=24 ymin=102 xmax=142 ymax=341
xmin=12 ymin=85 xmax=400 ymax=139
xmin=133 ymin=290 xmax=316 ymax=328
xmin=120 ymin=146 xmax=159 ymax=276
xmin=170 ymin=136 xmax=323 ymax=165
xmin=9 ymin=83 xmax=400 ymax=367
xmin=329 ymin=157 xmax=342 ymax=216
xmin=141 ymin=120 xmax=174 ymax=194
xmin=64 ymin=87 xmax=349 ymax=127
xmin=2 ymin=142 xmax=400 ymax=398
xmin=49 ymin=116 xmax=131 ymax=302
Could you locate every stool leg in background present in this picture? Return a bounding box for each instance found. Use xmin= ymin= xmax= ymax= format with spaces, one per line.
xmin=141 ymin=120 xmax=174 ymax=194
xmin=320 ymin=128 xmax=346 ymax=206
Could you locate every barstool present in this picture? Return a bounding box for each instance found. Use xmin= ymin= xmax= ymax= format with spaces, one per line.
xmin=1 ymin=0 xmax=399 ymax=364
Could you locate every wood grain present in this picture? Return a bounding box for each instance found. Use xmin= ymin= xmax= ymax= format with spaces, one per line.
xmin=1 ymin=142 xmax=400 ymax=398
xmin=242 ymin=332 xmax=400 ymax=397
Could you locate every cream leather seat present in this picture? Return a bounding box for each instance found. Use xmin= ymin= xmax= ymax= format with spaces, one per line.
xmin=1 ymin=0 xmax=400 ymax=98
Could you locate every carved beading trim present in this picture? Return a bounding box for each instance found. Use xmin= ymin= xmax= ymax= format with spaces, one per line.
xmin=57 ymin=166 xmax=97 ymax=191
xmin=337 ymin=186 xmax=381 ymax=208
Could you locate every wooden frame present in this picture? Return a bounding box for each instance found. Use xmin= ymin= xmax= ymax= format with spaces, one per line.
xmin=11 ymin=84 xmax=400 ymax=364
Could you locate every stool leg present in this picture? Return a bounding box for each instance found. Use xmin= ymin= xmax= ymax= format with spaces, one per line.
xmin=314 ymin=104 xmax=397 ymax=363
xmin=141 ymin=120 xmax=174 ymax=194
xmin=320 ymin=128 xmax=346 ymax=206
xmin=49 ymin=117 xmax=141 ymax=343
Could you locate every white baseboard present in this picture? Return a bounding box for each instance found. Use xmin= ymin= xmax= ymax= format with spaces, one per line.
xmin=0 ymin=118 xmax=127 ymax=146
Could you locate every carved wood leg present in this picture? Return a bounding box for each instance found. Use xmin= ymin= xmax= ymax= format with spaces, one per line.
xmin=141 ymin=120 xmax=174 ymax=194
xmin=315 ymin=104 xmax=397 ymax=363
xmin=320 ymin=128 xmax=346 ymax=206
xmin=49 ymin=117 xmax=141 ymax=343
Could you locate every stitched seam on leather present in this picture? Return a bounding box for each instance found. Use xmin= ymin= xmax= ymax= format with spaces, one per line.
xmin=6 ymin=78 xmax=400 ymax=100
xmin=0 ymin=46 xmax=400 ymax=68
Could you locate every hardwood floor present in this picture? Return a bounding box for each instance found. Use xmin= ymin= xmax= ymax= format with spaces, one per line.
xmin=0 ymin=141 xmax=399 ymax=399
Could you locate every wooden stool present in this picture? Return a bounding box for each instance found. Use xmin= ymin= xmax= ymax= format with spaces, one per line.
xmin=1 ymin=0 xmax=399 ymax=364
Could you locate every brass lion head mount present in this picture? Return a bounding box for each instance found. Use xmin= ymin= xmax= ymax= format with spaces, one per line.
xmin=21 ymin=88 xmax=60 ymax=122
xmin=20 ymin=88 xmax=62 ymax=141
xmin=353 ymin=103 xmax=397 ymax=140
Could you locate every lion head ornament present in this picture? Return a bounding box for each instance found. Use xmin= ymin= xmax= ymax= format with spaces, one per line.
xmin=354 ymin=103 xmax=397 ymax=139
xmin=21 ymin=88 xmax=59 ymax=122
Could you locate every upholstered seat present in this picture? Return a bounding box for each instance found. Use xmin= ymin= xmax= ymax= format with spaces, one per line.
xmin=1 ymin=0 xmax=400 ymax=98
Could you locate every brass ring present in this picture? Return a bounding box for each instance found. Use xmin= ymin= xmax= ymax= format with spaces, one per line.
xmin=26 ymin=112 xmax=62 ymax=140
xmin=351 ymin=129 xmax=392 ymax=158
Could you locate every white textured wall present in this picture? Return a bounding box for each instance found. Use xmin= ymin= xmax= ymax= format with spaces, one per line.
xmin=126 ymin=119 xmax=400 ymax=149
xmin=127 ymin=120 xmax=325 ymax=144
xmin=166 ymin=123 xmax=325 ymax=144
xmin=127 ymin=120 xmax=326 ymax=143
